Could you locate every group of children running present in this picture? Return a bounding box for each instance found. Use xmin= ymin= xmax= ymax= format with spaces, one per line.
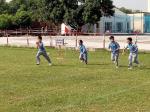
xmin=36 ymin=35 xmax=140 ymax=69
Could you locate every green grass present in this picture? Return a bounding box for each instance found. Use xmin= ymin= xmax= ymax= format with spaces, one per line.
xmin=0 ymin=47 xmax=150 ymax=112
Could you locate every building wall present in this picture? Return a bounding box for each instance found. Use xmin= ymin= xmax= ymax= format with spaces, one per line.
xmin=144 ymin=14 xmax=150 ymax=33
xmin=129 ymin=13 xmax=150 ymax=33
xmin=129 ymin=13 xmax=144 ymax=33
xmin=99 ymin=8 xmax=131 ymax=33
xmin=148 ymin=0 xmax=150 ymax=12
xmin=61 ymin=8 xmax=131 ymax=34
xmin=80 ymin=8 xmax=131 ymax=34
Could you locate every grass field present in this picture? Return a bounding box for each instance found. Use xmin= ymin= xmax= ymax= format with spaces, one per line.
xmin=0 ymin=47 xmax=150 ymax=112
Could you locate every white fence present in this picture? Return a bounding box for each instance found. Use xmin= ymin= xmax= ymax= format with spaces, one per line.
xmin=0 ymin=35 xmax=150 ymax=51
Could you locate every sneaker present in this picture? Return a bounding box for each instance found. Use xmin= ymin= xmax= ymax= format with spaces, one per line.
xmin=80 ymin=60 xmax=84 ymax=63
xmin=49 ymin=63 xmax=52 ymax=66
xmin=128 ymin=67 xmax=133 ymax=70
xmin=36 ymin=63 xmax=40 ymax=65
xmin=116 ymin=66 xmax=119 ymax=69
xmin=137 ymin=64 xmax=141 ymax=67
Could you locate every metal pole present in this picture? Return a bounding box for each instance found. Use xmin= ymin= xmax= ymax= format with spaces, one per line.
xmin=50 ymin=33 xmax=52 ymax=47
xmin=75 ymin=30 xmax=78 ymax=48
xmin=7 ymin=36 xmax=9 ymax=46
xmin=103 ymin=33 xmax=105 ymax=49
xmin=27 ymin=31 xmax=29 ymax=46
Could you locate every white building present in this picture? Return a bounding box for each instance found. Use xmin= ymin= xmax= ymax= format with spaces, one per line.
xmin=148 ymin=0 xmax=150 ymax=12
xmin=128 ymin=12 xmax=150 ymax=33
xmin=128 ymin=1 xmax=150 ymax=33
xmin=81 ymin=8 xmax=131 ymax=34
xmin=61 ymin=8 xmax=131 ymax=35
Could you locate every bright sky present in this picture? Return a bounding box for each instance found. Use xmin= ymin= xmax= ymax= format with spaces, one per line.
xmin=113 ymin=0 xmax=148 ymax=11
xmin=6 ymin=0 xmax=11 ymax=2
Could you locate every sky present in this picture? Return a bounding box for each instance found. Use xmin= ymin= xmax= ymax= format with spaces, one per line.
xmin=6 ymin=0 xmax=148 ymax=11
xmin=113 ymin=0 xmax=148 ymax=11
xmin=6 ymin=0 xmax=11 ymax=2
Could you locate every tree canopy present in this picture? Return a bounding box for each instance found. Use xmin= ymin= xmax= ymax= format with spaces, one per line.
xmin=40 ymin=0 xmax=114 ymax=27
xmin=0 ymin=0 xmax=114 ymax=29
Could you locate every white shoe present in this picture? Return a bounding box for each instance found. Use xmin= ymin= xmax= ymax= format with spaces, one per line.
xmin=80 ymin=60 xmax=84 ymax=63
xmin=49 ymin=63 xmax=52 ymax=66
xmin=137 ymin=64 xmax=141 ymax=67
xmin=36 ymin=63 xmax=40 ymax=65
xmin=128 ymin=67 xmax=133 ymax=70
xmin=116 ymin=66 xmax=119 ymax=69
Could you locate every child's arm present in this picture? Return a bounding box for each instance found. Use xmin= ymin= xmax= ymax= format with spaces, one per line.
xmin=36 ymin=42 xmax=39 ymax=49
xmin=115 ymin=42 xmax=120 ymax=52
xmin=107 ymin=44 xmax=111 ymax=52
xmin=82 ymin=46 xmax=87 ymax=54
xmin=132 ymin=44 xmax=138 ymax=53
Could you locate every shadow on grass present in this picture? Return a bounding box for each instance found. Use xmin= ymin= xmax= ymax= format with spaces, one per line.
xmin=87 ymin=63 xmax=110 ymax=66
xmin=51 ymin=64 xmax=77 ymax=67
xmin=119 ymin=65 xmax=150 ymax=70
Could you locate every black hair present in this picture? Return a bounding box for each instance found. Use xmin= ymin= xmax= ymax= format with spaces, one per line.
xmin=109 ymin=36 xmax=114 ymax=40
xmin=38 ymin=35 xmax=42 ymax=40
xmin=127 ymin=37 xmax=132 ymax=42
xmin=79 ymin=40 xmax=83 ymax=44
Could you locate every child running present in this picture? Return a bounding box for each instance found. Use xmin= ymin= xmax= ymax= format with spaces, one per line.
xmin=36 ymin=35 xmax=52 ymax=65
xmin=108 ymin=36 xmax=120 ymax=68
xmin=123 ymin=37 xmax=140 ymax=69
xmin=79 ymin=40 xmax=88 ymax=64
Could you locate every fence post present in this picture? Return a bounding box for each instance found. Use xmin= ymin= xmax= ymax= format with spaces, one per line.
xmin=135 ymin=34 xmax=138 ymax=44
xmin=5 ymin=30 xmax=9 ymax=46
xmin=75 ymin=31 xmax=78 ymax=48
xmin=50 ymin=33 xmax=52 ymax=47
xmin=7 ymin=35 xmax=9 ymax=46
xmin=103 ymin=33 xmax=106 ymax=49
xmin=27 ymin=35 xmax=29 ymax=47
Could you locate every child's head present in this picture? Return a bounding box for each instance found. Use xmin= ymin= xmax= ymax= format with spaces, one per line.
xmin=127 ymin=37 xmax=132 ymax=44
xmin=109 ymin=36 xmax=115 ymax=42
xmin=79 ymin=40 xmax=83 ymax=45
xmin=38 ymin=35 xmax=42 ymax=42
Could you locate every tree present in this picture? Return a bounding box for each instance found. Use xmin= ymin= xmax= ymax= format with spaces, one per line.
xmin=0 ymin=0 xmax=114 ymax=29
xmin=41 ymin=0 xmax=114 ymax=28
xmin=0 ymin=14 xmax=13 ymax=29
xmin=0 ymin=0 xmax=9 ymax=14
xmin=14 ymin=10 xmax=31 ymax=28
xmin=119 ymin=7 xmax=132 ymax=14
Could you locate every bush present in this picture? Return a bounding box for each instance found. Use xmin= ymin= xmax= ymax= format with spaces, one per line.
xmin=0 ymin=14 xmax=13 ymax=29
xmin=0 ymin=11 xmax=32 ymax=30
xmin=14 ymin=11 xmax=32 ymax=28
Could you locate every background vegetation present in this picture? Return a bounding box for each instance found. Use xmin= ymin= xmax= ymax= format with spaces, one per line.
xmin=0 ymin=0 xmax=114 ymax=29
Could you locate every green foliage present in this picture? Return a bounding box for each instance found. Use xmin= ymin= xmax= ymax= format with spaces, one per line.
xmin=41 ymin=0 xmax=114 ymax=27
xmin=14 ymin=10 xmax=31 ymax=27
xmin=119 ymin=7 xmax=141 ymax=14
xmin=0 ymin=0 xmax=114 ymax=29
xmin=0 ymin=11 xmax=31 ymax=29
xmin=0 ymin=0 xmax=9 ymax=14
xmin=119 ymin=7 xmax=133 ymax=14
xmin=0 ymin=14 xmax=13 ymax=29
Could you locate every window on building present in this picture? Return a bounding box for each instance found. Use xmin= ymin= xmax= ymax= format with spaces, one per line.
xmin=96 ymin=23 xmax=99 ymax=28
xmin=116 ymin=22 xmax=123 ymax=33
xmin=144 ymin=15 xmax=150 ymax=33
xmin=127 ymin=22 xmax=130 ymax=33
xmin=105 ymin=22 xmax=112 ymax=32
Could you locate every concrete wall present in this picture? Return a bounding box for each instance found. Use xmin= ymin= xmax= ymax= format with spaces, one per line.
xmin=0 ymin=35 xmax=150 ymax=51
